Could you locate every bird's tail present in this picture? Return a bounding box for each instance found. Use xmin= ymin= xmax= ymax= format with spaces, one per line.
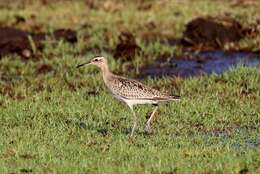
xmin=167 ymin=95 xmax=181 ymax=101
xmin=156 ymin=95 xmax=181 ymax=102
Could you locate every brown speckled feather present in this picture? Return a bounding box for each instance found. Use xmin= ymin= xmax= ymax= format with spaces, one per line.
xmin=78 ymin=56 xmax=180 ymax=136
xmin=104 ymin=74 xmax=174 ymax=100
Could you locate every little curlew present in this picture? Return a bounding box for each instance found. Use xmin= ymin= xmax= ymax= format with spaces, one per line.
xmin=77 ymin=56 xmax=180 ymax=136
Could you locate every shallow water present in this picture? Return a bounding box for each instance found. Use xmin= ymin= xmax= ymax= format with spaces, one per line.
xmin=208 ymin=126 xmax=260 ymax=149
xmin=140 ymin=51 xmax=260 ymax=78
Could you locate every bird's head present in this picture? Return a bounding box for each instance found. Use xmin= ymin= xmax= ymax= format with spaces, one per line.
xmin=76 ymin=56 xmax=108 ymax=69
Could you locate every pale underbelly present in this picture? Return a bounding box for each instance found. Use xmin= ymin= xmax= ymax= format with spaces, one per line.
xmin=111 ymin=93 xmax=157 ymax=105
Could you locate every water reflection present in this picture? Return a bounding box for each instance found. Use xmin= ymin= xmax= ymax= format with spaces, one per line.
xmin=140 ymin=51 xmax=260 ymax=78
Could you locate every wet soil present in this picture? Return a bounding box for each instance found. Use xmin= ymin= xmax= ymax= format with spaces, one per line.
xmin=178 ymin=16 xmax=259 ymax=51
xmin=181 ymin=16 xmax=244 ymax=49
xmin=139 ymin=51 xmax=260 ymax=78
xmin=140 ymin=16 xmax=259 ymax=52
xmin=206 ymin=125 xmax=260 ymax=149
xmin=114 ymin=31 xmax=142 ymax=60
xmin=0 ymin=27 xmax=77 ymax=58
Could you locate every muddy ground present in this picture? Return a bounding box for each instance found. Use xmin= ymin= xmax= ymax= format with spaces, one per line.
xmin=0 ymin=27 xmax=77 ymax=58
xmin=1 ymin=15 xmax=259 ymax=58
xmin=0 ymin=0 xmax=259 ymax=77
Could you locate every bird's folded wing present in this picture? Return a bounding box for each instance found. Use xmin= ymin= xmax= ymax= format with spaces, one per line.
xmin=108 ymin=76 xmax=166 ymax=100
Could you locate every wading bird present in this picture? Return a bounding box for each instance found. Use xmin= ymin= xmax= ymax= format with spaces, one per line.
xmin=77 ymin=56 xmax=180 ymax=136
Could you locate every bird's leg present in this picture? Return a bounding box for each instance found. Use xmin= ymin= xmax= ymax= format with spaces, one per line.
xmin=130 ymin=106 xmax=137 ymax=137
xmin=145 ymin=104 xmax=159 ymax=133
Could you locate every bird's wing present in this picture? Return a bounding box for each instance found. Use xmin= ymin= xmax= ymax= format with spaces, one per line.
xmin=107 ymin=76 xmax=168 ymax=100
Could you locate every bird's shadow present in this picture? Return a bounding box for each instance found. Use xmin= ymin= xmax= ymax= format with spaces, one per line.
xmin=95 ymin=126 xmax=153 ymax=137
xmin=64 ymin=119 xmax=153 ymax=137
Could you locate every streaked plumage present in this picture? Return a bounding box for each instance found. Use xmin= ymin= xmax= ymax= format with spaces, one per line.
xmin=105 ymin=74 xmax=179 ymax=104
xmin=77 ymin=56 xmax=180 ymax=136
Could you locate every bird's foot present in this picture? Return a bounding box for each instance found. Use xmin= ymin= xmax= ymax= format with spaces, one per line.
xmin=145 ymin=124 xmax=152 ymax=134
xmin=130 ymin=131 xmax=135 ymax=137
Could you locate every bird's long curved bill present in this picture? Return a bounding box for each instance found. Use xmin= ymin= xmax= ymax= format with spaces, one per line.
xmin=76 ymin=62 xmax=90 ymax=68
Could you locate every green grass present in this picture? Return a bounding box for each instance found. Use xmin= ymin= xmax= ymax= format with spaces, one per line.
xmin=0 ymin=0 xmax=260 ymax=173
xmin=0 ymin=0 xmax=260 ymax=53
xmin=0 ymin=64 xmax=259 ymax=173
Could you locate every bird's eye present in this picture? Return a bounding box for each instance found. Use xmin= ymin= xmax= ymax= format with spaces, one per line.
xmin=94 ymin=59 xmax=98 ymax=62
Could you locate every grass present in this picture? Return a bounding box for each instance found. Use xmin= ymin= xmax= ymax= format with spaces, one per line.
xmin=0 ymin=63 xmax=259 ymax=173
xmin=0 ymin=0 xmax=260 ymax=53
xmin=0 ymin=0 xmax=260 ymax=173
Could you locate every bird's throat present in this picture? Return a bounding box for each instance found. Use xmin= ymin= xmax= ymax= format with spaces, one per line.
xmin=101 ymin=64 xmax=112 ymax=82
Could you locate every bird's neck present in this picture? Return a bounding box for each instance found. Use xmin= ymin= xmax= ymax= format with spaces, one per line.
xmin=101 ymin=64 xmax=113 ymax=82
